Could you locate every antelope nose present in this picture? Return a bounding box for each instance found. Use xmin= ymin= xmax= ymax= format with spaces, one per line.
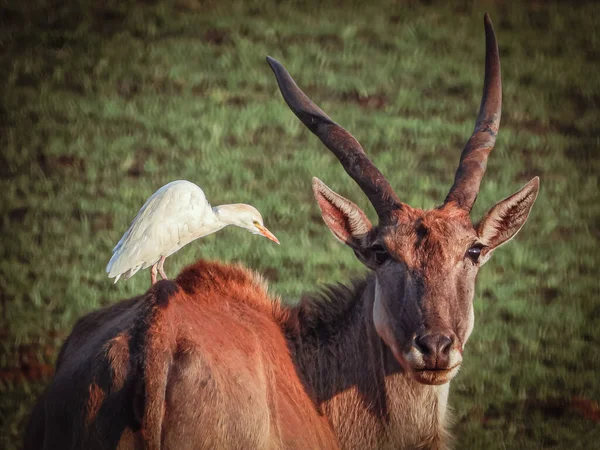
xmin=414 ymin=333 xmax=453 ymax=367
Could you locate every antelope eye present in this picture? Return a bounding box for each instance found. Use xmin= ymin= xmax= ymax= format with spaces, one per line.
xmin=467 ymin=245 xmax=482 ymax=262
xmin=371 ymin=245 xmax=389 ymax=265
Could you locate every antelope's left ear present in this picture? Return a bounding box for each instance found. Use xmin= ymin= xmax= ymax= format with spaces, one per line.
xmin=476 ymin=177 xmax=539 ymax=263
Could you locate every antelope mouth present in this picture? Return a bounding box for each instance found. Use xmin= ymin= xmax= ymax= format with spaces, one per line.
xmin=395 ymin=345 xmax=464 ymax=385
xmin=411 ymin=364 xmax=461 ymax=385
xmin=389 ymin=344 xmax=463 ymax=385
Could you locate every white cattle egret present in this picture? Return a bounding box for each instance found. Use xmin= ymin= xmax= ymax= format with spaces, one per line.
xmin=106 ymin=180 xmax=279 ymax=285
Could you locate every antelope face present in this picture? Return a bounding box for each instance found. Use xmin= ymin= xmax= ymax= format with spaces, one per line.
xmin=311 ymin=179 xmax=537 ymax=385
xmin=269 ymin=14 xmax=539 ymax=385
xmin=371 ymin=206 xmax=478 ymax=385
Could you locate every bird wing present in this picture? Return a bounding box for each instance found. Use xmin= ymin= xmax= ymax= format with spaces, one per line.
xmin=106 ymin=180 xmax=213 ymax=281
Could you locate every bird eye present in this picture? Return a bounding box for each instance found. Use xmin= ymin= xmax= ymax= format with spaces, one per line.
xmin=371 ymin=244 xmax=389 ymax=265
xmin=467 ymin=244 xmax=483 ymax=263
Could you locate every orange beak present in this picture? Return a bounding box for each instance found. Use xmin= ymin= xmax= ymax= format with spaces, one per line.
xmin=256 ymin=224 xmax=280 ymax=245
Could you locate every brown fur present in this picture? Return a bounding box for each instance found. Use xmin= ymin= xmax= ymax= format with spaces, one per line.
xmin=386 ymin=204 xmax=474 ymax=271
xmin=116 ymin=428 xmax=143 ymax=450
xmin=105 ymin=332 xmax=130 ymax=391
xmin=86 ymin=382 xmax=105 ymax=425
xmin=25 ymin=262 xmax=340 ymax=449
xmin=155 ymin=262 xmax=336 ymax=449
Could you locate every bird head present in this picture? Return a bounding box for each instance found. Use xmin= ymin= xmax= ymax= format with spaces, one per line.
xmin=227 ymin=204 xmax=280 ymax=244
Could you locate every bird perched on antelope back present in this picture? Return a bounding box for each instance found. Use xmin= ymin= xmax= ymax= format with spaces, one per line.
xmin=106 ymin=180 xmax=279 ymax=285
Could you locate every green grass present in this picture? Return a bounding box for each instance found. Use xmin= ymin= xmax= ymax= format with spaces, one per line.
xmin=1 ymin=0 xmax=599 ymax=448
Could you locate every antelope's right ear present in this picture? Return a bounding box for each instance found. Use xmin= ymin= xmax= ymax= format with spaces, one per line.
xmin=312 ymin=177 xmax=373 ymax=250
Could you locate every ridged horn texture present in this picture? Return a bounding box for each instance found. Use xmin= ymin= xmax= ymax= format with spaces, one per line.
xmin=444 ymin=13 xmax=502 ymax=211
xmin=266 ymin=56 xmax=403 ymax=221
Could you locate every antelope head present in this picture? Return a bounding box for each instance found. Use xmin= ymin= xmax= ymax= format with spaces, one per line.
xmin=268 ymin=14 xmax=539 ymax=386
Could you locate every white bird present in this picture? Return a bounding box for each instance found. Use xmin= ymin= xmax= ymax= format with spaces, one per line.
xmin=106 ymin=180 xmax=279 ymax=285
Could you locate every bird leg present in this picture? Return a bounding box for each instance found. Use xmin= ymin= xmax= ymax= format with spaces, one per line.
xmin=150 ymin=264 xmax=158 ymax=285
xmin=157 ymin=255 xmax=168 ymax=280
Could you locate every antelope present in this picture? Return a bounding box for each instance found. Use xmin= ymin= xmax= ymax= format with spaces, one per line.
xmin=25 ymin=14 xmax=538 ymax=450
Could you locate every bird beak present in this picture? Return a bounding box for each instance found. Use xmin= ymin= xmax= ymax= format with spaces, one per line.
xmin=256 ymin=224 xmax=280 ymax=245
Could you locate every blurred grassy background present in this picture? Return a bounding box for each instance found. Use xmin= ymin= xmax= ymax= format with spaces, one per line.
xmin=0 ymin=0 xmax=598 ymax=448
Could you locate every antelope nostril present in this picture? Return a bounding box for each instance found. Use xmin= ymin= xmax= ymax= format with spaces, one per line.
xmin=413 ymin=335 xmax=428 ymax=354
xmin=438 ymin=335 xmax=452 ymax=354
xmin=415 ymin=333 xmax=453 ymax=356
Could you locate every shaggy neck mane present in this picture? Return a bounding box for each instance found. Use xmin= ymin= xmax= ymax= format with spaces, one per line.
xmin=282 ymin=275 xmax=400 ymax=408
